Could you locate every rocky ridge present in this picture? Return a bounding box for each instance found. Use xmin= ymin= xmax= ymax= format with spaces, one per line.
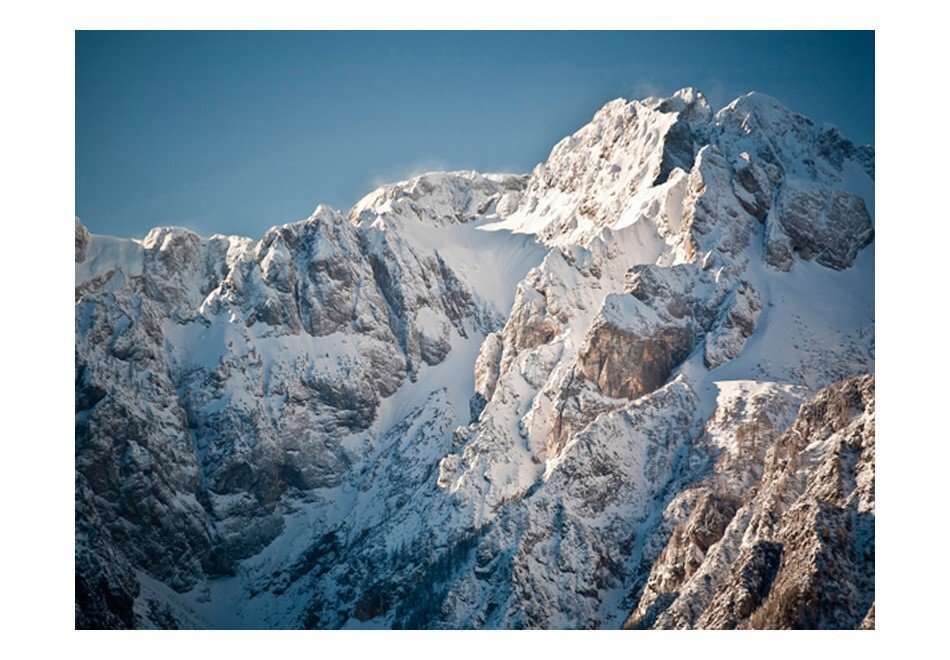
xmin=75 ymin=88 xmax=874 ymax=629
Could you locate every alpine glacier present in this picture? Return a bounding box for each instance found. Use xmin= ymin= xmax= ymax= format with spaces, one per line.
xmin=75 ymin=88 xmax=874 ymax=629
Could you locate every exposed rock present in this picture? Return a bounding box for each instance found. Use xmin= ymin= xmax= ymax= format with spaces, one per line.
xmin=501 ymin=283 xmax=561 ymax=364
xmin=653 ymin=118 xmax=695 ymax=185
xmin=626 ymin=375 xmax=875 ymax=630
xmin=624 ymin=380 xmax=808 ymax=629
xmin=766 ymin=180 xmax=874 ymax=270
xmin=577 ymin=297 xmax=693 ymax=400
xmin=731 ymin=152 xmax=782 ymax=221
xmin=471 ymin=331 xmax=503 ymax=419
xmin=704 ymin=281 xmax=763 ymax=368
xmin=697 ymin=540 xmax=784 ymax=629
xmin=75 ymin=217 xmax=89 ymax=263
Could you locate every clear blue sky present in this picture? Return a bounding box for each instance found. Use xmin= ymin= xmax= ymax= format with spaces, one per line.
xmin=76 ymin=31 xmax=874 ymax=239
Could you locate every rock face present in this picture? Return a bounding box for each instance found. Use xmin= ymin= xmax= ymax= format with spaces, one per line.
xmin=625 ymin=375 xmax=875 ymax=630
xmin=577 ymin=299 xmax=694 ymax=400
xmin=75 ymin=88 xmax=874 ymax=629
xmin=765 ymin=181 xmax=874 ymax=271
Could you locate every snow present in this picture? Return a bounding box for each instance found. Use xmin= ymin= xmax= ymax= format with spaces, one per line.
xmin=75 ymin=234 xmax=144 ymax=284
xmin=79 ymin=86 xmax=875 ymax=630
xmin=357 ymin=183 xmax=548 ymax=315
xmin=710 ymin=229 xmax=874 ymax=389
xmin=372 ymin=321 xmax=483 ymax=437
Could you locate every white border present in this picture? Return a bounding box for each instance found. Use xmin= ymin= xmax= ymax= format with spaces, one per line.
xmin=3 ymin=0 xmax=948 ymax=656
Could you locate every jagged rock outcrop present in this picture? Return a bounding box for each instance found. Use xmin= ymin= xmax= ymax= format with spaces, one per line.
xmin=704 ymin=281 xmax=762 ymax=368
xmin=765 ymin=180 xmax=874 ymax=271
xmin=75 ymin=172 xmax=545 ymax=626
xmin=625 ymin=375 xmax=874 ymax=630
xmin=76 ymin=88 xmax=874 ymax=629
xmin=75 ymin=217 xmax=89 ymax=263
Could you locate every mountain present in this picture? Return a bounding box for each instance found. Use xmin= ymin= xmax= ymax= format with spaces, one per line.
xmin=75 ymin=88 xmax=874 ymax=629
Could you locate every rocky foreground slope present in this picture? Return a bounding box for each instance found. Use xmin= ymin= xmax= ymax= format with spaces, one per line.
xmin=75 ymin=88 xmax=874 ymax=629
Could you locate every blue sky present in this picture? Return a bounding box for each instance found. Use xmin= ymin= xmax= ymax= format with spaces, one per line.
xmin=76 ymin=31 xmax=873 ymax=238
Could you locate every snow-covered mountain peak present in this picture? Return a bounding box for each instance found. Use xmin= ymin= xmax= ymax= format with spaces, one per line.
xmin=76 ymin=88 xmax=874 ymax=630
xmin=483 ymin=88 xmax=873 ymax=276
xmin=642 ymin=86 xmax=713 ymax=123
xmin=349 ymin=170 xmax=527 ymax=231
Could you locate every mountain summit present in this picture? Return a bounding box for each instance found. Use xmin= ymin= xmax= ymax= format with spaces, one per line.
xmin=75 ymin=89 xmax=874 ymax=629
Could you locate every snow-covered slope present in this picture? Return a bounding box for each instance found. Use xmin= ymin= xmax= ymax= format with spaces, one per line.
xmin=75 ymin=88 xmax=873 ymax=630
